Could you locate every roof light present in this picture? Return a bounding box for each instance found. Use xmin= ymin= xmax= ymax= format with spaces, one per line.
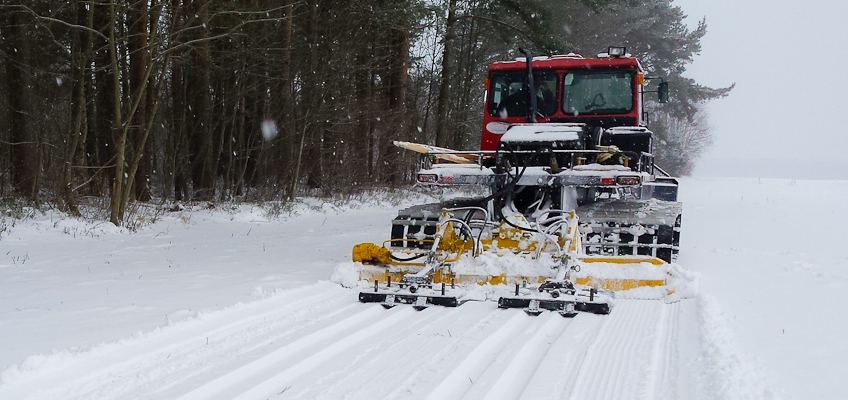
xmin=608 ymin=46 xmax=626 ymax=57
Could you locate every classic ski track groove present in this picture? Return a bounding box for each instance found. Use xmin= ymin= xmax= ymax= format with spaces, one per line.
xmin=11 ymin=283 xmax=355 ymax=400
xmin=420 ymin=310 xmax=527 ymax=400
xmin=473 ymin=313 xmax=571 ymax=400
xmin=565 ymin=300 xmax=678 ymax=400
xmin=568 ymin=300 xmax=647 ymax=399
xmin=374 ymin=303 xmax=519 ymax=400
xmin=518 ymin=312 xmax=607 ymax=400
xmin=6 ymin=287 xmax=689 ymax=400
xmin=285 ymin=302 xmax=508 ymax=399
xmin=228 ymin=305 xmax=423 ymax=400
xmin=645 ymin=302 xmax=678 ymax=399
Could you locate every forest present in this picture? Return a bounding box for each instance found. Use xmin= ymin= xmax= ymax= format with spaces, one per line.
xmin=0 ymin=0 xmax=731 ymax=225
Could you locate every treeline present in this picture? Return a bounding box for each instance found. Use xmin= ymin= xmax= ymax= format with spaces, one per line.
xmin=0 ymin=0 xmax=730 ymax=225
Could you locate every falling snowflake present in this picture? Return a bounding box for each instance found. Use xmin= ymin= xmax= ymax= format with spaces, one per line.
xmin=261 ymin=119 xmax=278 ymax=141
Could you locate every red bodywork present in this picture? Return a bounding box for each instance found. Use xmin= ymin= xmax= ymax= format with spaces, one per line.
xmin=480 ymin=54 xmax=644 ymax=151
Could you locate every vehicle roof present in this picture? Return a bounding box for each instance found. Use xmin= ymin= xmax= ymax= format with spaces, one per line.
xmin=489 ymin=54 xmax=642 ymax=72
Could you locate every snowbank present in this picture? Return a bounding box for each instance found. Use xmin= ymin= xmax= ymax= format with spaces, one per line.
xmin=697 ymin=294 xmax=775 ymax=399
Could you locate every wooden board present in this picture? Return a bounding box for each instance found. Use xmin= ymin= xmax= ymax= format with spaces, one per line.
xmin=393 ymin=141 xmax=480 ymax=164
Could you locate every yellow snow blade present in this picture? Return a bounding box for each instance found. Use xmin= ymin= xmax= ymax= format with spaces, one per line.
xmin=571 ymin=277 xmax=667 ymax=291
xmin=571 ymin=255 xmax=669 ymax=291
xmin=356 ymin=264 xmax=668 ymax=292
xmin=353 ymin=245 xmax=670 ymax=292
xmin=577 ymin=255 xmax=665 ymax=265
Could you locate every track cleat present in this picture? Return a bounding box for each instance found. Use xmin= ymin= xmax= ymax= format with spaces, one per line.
xmin=559 ymin=302 xmax=578 ymax=318
xmin=524 ymin=299 xmax=543 ymax=316
xmin=573 ymin=288 xmax=613 ymax=314
xmin=413 ymin=296 xmax=429 ymax=311
xmin=381 ymin=294 xmax=397 ymax=309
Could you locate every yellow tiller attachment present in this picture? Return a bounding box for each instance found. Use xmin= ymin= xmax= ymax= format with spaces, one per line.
xmin=351 ymin=209 xmax=672 ymax=293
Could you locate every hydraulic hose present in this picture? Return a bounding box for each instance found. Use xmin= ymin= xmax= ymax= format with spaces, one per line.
xmin=387 ymin=252 xmax=428 ymax=262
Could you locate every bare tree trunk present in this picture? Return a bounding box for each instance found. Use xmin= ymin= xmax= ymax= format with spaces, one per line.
xmin=454 ymin=15 xmax=481 ymax=149
xmin=234 ymin=96 xmax=246 ymax=196
xmin=92 ymin=1 xmax=116 ymax=197
xmin=420 ymin=28 xmax=441 ymax=143
xmin=129 ymin=0 xmax=151 ymax=201
xmin=304 ymin=1 xmax=322 ymax=190
xmin=353 ymin=46 xmax=371 ymax=184
xmin=290 ymin=124 xmax=306 ymax=199
xmin=169 ymin=0 xmax=186 ymax=201
xmin=434 ymin=0 xmax=457 ymax=148
xmin=366 ymin=68 xmax=375 ymax=179
xmin=385 ymin=5 xmax=410 ymax=184
xmin=282 ymin=1 xmax=294 ymax=198
xmin=63 ymin=0 xmax=95 ymax=213
xmin=120 ymin=56 xmax=170 ymax=218
xmin=222 ymin=70 xmax=242 ymax=199
xmin=4 ymin=9 xmax=37 ymax=200
xmin=108 ymin=0 xmax=126 ymax=225
xmin=186 ymin=0 xmax=214 ymax=200
xmin=108 ymin=0 xmax=158 ymax=224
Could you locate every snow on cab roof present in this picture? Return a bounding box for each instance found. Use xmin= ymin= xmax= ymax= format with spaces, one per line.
xmin=501 ymin=123 xmax=584 ymax=143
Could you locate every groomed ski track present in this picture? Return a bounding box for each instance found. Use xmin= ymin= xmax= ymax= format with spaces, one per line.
xmin=1 ymin=281 xmax=705 ymax=400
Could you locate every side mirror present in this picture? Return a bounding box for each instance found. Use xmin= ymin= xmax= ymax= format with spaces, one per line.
xmin=657 ymin=82 xmax=669 ymax=103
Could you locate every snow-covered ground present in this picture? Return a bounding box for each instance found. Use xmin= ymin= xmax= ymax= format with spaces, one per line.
xmin=678 ymin=178 xmax=848 ymax=400
xmin=0 ymin=178 xmax=844 ymax=399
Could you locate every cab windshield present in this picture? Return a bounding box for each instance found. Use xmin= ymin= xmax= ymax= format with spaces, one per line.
xmin=562 ymin=70 xmax=633 ymax=115
xmin=487 ymin=72 xmax=557 ymax=118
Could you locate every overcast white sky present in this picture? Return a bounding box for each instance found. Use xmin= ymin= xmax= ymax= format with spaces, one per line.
xmin=673 ymin=0 xmax=848 ymax=179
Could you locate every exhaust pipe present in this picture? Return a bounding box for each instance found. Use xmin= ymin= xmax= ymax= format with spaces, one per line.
xmin=518 ymin=47 xmax=537 ymax=123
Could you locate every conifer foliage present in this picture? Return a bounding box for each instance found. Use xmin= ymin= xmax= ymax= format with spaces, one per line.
xmin=0 ymin=0 xmax=728 ymax=224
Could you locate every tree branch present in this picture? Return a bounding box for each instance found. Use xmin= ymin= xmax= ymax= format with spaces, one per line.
xmin=1 ymin=4 xmax=109 ymax=41
xmin=454 ymin=14 xmax=531 ymax=39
